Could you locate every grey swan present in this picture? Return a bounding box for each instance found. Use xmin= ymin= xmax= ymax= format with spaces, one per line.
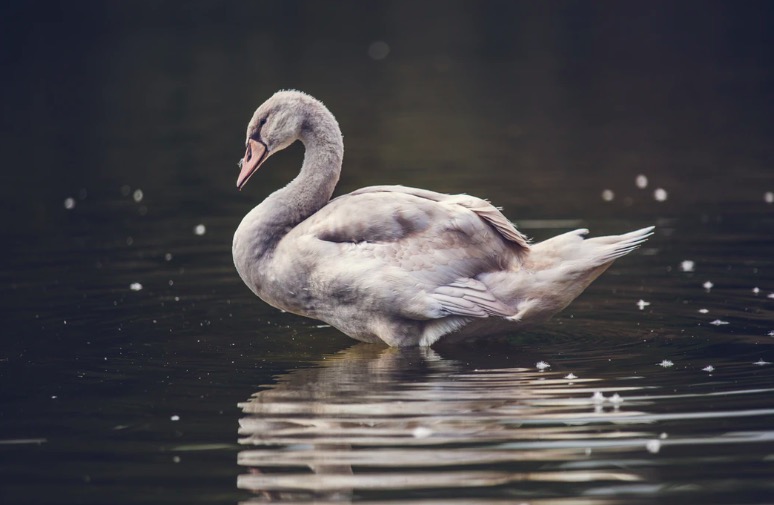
xmin=233 ymin=90 xmax=653 ymax=346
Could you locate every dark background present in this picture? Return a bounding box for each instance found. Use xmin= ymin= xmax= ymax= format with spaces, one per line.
xmin=1 ymin=2 xmax=773 ymax=504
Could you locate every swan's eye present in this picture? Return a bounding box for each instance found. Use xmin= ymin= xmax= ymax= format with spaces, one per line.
xmin=259 ymin=117 xmax=267 ymax=126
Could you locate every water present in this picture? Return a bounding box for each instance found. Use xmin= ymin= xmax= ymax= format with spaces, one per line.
xmin=1 ymin=1 xmax=774 ymax=504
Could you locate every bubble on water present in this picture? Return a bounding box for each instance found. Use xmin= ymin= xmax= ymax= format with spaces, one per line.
xmin=170 ymin=415 xmax=180 ymax=421
xmin=601 ymin=189 xmax=615 ymax=201
xmin=710 ymin=319 xmax=729 ymax=326
xmin=680 ymin=260 xmax=695 ymax=272
xmin=698 ymin=308 xmax=709 ymax=314
xmin=646 ymin=439 xmax=661 ymax=454
xmin=753 ymin=287 xmax=760 ymax=294
xmin=658 ymin=359 xmax=674 ymax=368
xmin=703 ymin=281 xmax=714 ymax=291
xmin=564 ymin=373 xmax=577 ymax=380
xmin=768 ymin=293 xmax=774 ymax=299
xmin=536 ymin=361 xmax=550 ymax=370
xmin=653 ymin=188 xmax=668 ymax=202
xmin=591 ymin=391 xmax=605 ymax=404
xmin=172 ymin=456 xmax=181 ymax=463
xmin=753 ymin=359 xmax=771 ymax=366
xmin=132 ymin=189 xmax=143 ymax=202
xmin=129 ymin=282 xmax=143 ymax=291
xmin=609 ymin=393 xmax=624 ymax=405
xmin=164 ymin=253 xmax=173 ymax=261
xmin=635 ymin=174 xmax=648 ymax=189
xmin=765 ymin=191 xmax=774 ymax=204
xmin=702 ymin=365 xmax=715 ymax=372
xmin=636 ymin=299 xmax=650 ymax=310
xmin=194 ymin=224 xmax=206 ymax=236
xmin=168 ymin=280 xmax=174 ymax=286
xmin=64 ymin=197 xmax=76 ymax=210
xmin=368 ymin=41 xmax=390 ymax=60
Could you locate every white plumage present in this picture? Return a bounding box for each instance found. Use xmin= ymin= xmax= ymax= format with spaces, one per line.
xmin=233 ymin=90 xmax=653 ymax=346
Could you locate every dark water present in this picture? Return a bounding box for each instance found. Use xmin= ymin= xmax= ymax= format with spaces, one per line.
xmin=2 ymin=1 xmax=774 ymax=503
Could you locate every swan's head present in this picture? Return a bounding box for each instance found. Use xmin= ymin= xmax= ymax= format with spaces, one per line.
xmin=237 ymin=90 xmax=324 ymax=189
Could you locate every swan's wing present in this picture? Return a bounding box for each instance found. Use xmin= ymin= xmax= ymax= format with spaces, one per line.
xmin=430 ymin=277 xmax=514 ymax=318
xmin=292 ymin=187 xmax=524 ymax=322
xmin=338 ymin=185 xmax=531 ymax=250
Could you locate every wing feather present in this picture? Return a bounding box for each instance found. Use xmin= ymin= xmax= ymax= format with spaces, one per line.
xmin=344 ymin=185 xmax=530 ymax=250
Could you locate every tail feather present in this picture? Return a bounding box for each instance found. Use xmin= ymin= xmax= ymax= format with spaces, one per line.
xmin=586 ymin=226 xmax=655 ymax=264
xmin=528 ymin=226 xmax=654 ymax=269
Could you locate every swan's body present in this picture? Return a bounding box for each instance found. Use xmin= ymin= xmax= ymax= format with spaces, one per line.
xmin=233 ymin=90 xmax=652 ymax=347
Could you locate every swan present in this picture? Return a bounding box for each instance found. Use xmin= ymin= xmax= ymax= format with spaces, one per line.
xmin=233 ymin=90 xmax=653 ymax=347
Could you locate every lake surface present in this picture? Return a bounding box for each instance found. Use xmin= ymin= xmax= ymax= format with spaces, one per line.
xmin=1 ymin=2 xmax=773 ymax=504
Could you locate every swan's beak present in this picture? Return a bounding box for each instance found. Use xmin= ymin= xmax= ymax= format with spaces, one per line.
xmin=237 ymin=138 xmax=269 ymax=190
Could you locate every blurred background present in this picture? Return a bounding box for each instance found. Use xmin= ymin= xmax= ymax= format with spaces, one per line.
xmin=1 ymin=1 xmax=773 ymax=504
xmin=2 ymin=0 xmax=773 ymax=225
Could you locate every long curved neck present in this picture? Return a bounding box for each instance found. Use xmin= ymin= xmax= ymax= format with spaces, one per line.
xmin=235 ymin=108 xmax=343 ymax=263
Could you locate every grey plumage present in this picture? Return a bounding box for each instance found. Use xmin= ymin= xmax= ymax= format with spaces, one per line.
xmin=233 ymin=90 xmax=653 ymax=346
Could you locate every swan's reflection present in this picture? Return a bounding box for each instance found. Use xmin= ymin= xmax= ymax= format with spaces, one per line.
xmin=237 ymin=343 xmax=648 ymax=503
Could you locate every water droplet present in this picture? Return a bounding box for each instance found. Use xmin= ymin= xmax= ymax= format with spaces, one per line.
xmin=564 ymin=373 xmax=577 ymax=380
xmin=710 ymin=319 xmax=729 ymax=326
xmin=658 ymin=359 xmax=674 ymax=367
xmin=753 ymin=287 xmax=760 ymax=294
xmin=591 ymin=391 xmax=605 ymax=403
xmin=64 ymin=197 xmax=76 ymax=210
xmin=170 ymin=415 xmax=180 ymax=421
xmin=172 ymin=456 xmax=181 ymax=463
xmin=646 ymin=439 xmax=661 ymax=454
xmin=129 ymin=282 xmax=143 ymax=291
xmin=765 ymin=191 xmax=774 ymax=204
xmin=636 ymin=299 xmax=650 ymax=310
xmin=635 ymin=174 xmax=648 ymax=189
xmin=132 ymin=189 xmax=143 ymax=202
xmin=536 ymin=361 xmax=550 ymax=370
xmin=653 ymin=188 xmax=668 ymax=202
xmin=702 ymin=281 xmax=714 ymax=291
xmin=702 ymin=365 xmax=715 ymax=372
xmin=601 ymin=189 xmax=614 ymax=201
xmin=609 ymin=393 xmax=623 ymax=405
xmin=367 ymin=40 xmax=390 ymax=60
xmin=680 ymin=260 xmax=695 ymax=272
xmin=698 ymin=308 xmax=709 ymax=314
xmin=164 ymin=253 xmax=173 ymax=261
xmin=412 ymin=426 xmax=433 ymax=439
xmin=194 ymin=224 xmax=206 ymax=236
xmin=753 ymin=359 xmax=771 ymax=366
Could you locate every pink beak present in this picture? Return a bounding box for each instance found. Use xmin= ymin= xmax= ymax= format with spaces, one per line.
xmin=237 ymin=138 xmax=268 ymax=190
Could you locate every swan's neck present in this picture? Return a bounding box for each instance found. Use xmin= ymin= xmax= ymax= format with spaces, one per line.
xmin=234 ymin=110 xmax=343 ymax=269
